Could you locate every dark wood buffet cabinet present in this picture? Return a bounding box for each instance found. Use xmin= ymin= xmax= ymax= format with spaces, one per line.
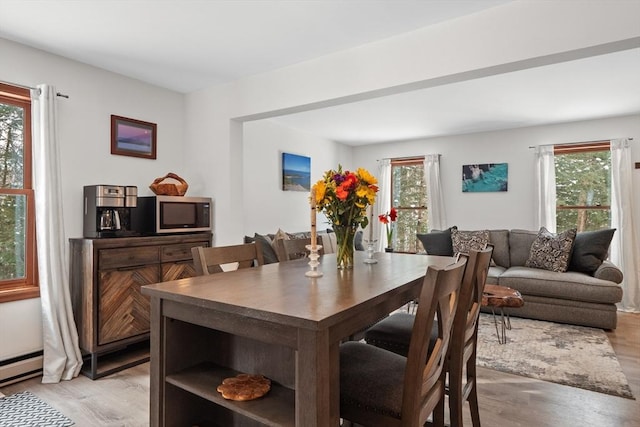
xmin=69 ymin=232 xmax=211 ymax=379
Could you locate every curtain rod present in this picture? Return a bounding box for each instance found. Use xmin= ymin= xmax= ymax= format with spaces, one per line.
xmin=0 ymin=79 xmax=69 ymax=98
xmin=529 ymin=138 xmax=634 ymax=149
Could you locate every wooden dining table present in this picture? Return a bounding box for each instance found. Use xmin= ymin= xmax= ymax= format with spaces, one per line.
xmin=142 ymin=251 xmax=454 ymax=426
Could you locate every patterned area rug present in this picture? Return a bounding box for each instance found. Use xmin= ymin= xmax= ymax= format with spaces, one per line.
xmin=0 ymin=391 xmax=74 ymax=426
xmin=476 ymin=313 xmax=634 ymax=399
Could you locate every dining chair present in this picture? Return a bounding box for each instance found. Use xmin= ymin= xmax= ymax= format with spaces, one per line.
xmin=276 ymin=237 xmax=323 ymax=261
xmin=191 ymin=242 xmax=264 ymax=275
xmin=363 ymin=247 xmax=493 ymax=427
xmin=339 ymin=256 xmax=467 ymax=427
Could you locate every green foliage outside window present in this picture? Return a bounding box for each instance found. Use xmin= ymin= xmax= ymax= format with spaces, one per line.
xmin=391 ymin=162 xmax=428 ymax=253
xmin=0 ymin=103 xmax=26 ymax=280
xmin=555 ymin=149 xmax=611 ymax=233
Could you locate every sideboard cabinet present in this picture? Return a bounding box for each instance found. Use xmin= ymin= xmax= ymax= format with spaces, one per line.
xmin=69 ymin=232 xmax=211 ymax=379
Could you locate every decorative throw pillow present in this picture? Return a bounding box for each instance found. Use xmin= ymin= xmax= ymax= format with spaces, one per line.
xmin=271 ymin=228 xmax=291 ymax=262
xmin=450 ymin=227 xmax=490 ymax=256
xmin=568 ymin=228 xmax=616 ymax=274
xmin=253 ymin=233 xmax=279 ymax=264
xmin=416 ymin=227 xmax=455 ymax=256
xmin=525 ymin=227 xmax=577 ymax=272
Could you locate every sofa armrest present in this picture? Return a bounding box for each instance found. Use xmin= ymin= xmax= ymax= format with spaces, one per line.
xmin=594 ymin=260 xmax=623 ymax=284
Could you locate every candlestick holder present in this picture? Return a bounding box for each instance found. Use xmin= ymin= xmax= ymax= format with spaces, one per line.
xmin=305 ymin=244 xmax=323 ymax=277
xmin=363 ymin=240 xmax=378 ymax=264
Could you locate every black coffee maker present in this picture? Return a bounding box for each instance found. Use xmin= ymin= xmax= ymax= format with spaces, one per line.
xmin=83 ymin=185 xmax=138 ymax=238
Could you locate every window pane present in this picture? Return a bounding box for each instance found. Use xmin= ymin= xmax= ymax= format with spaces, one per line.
xmin=391 ymin=162 xmax=428 ymax=253
xmin=0 ymin=103 xmax=25 ymax=189
xmin=0 ymin=194 xmax=27 ymax=280
xmin=392 ymin=164 xmax=427 ymax=208
xmin=395 ymin=208 xmax=429 ymax=253
xmin=555 ymin=151 xmax=610 ymax=207
xmin=557 ymin=208 xmax=611 ymax=233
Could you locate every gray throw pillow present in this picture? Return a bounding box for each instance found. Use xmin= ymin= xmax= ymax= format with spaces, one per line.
xmin=451 ymin=227 xmax=490 ymax=256
xmin=253 ymin=233 xmax=279 ymax=264
xmin=525 ymin=227 xmax=577 ymax=272
xmin=569 ymin=228 xmax=616 ymax=274
xmin=416 ymin=227 xmax=454 ymax=256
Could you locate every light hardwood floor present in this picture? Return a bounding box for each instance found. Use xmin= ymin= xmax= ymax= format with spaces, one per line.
xmin=1 ymin=312 xmax=639 ymax=427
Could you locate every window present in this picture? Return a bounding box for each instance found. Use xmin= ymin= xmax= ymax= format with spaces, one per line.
xmin=0 ymin=83 xmax=38 ymax=302
xmin=391 ymin=157 xmax=427 ymax=253
xmin=554 ymin=141 xmax=611 ymax=233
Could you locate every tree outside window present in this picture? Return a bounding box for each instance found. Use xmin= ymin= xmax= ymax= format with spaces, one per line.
xmin=391 ymin=158 xmax=428 ymax=253
xmin=0 ymin=83 xmax=38 ymax=302
xmin=555 ymin=142 xmax=611 ymax=233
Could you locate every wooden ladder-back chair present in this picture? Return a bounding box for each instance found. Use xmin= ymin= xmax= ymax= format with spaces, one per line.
xmin=339 ymin=256 xmax=467 ymax=427
xmin=364 ymin=247 xmax=493 ymax=427
xmin=191 ymin=242 xmax=264 ymax=276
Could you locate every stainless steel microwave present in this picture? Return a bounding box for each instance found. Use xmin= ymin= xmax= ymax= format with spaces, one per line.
xmin=131 ymin=196 xmax=212 ymax=234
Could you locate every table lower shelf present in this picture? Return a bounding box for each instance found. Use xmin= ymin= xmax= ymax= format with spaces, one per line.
xmin=166 ymin=362 xmax=296 ymax=427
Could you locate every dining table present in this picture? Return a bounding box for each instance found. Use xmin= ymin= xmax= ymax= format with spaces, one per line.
xmin=142 ymin=250 xmax=455 ymax=426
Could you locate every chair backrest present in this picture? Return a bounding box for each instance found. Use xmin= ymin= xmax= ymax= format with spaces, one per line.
xmin=401 ymin=255 xmax=467 ymax=426
xmin=191 ymin=243 xmax=264 ymax=276
xmin=275 ymin=237 xmax=323 ymax=261
xmin=457 ymin=246 xmax=493 ymax=349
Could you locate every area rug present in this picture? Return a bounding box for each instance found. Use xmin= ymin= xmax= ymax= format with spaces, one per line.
xmin=476 ymin=313 xmax=634 ymax=399
xmin=0 ymin=391 xmax=74 ymax=427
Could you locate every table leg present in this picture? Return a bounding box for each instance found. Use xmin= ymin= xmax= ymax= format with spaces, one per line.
xmin=490 ymin=306 xmax=508 ymax=344
xmin=297 ymin=328 xmax=340 ymax=426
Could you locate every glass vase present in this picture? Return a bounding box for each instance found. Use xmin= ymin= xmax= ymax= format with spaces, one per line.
xmin=333 ymin=224 xmax=357 ymax=269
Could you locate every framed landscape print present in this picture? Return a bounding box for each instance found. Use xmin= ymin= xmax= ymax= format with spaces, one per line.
xmin=462 ymin=163 xmax=508 ymax=192
xmin=111 ymin=115 xmax=157 ymax=159
xmin=282 ymin=152 xmax=311 ymax=191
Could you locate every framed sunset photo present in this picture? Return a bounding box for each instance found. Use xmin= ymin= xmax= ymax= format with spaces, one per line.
xmin=111 ymin=115 xmax=157 ymax=159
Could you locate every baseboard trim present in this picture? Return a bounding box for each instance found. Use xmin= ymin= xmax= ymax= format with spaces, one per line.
xmin=0 ymin=351 xmax=44 ymax=387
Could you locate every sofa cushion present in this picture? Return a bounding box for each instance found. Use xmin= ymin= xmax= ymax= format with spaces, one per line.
xmin=525 ymin=227 xmax=576 ymax=272
xmin=509 ymin=229 xmax=538 ymax=267
xmin=416 ymin=227 xmax=454 ymax=256
xmin=451 ymin=227 xmax=490 ymax=255
xmin=488 ymin=229 xmax=510 ymax=268
xmin=568 ymin=228 xmax=616 ymax=274
xmin=498 ymin=266 xmax=623 ymax=304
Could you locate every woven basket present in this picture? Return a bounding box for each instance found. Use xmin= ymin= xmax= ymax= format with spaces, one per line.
xmin=149 ymin=172 xmax=189 ymax=196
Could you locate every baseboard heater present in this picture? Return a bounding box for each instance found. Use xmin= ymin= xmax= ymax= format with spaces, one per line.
xmin=0 ymin=351 xmax=43 ymax=387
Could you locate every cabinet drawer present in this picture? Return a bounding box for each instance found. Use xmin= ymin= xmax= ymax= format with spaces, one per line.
xmin=161 ymin=241 xmax=209 ymax=262
xmin=99 ymin=246 xmax=160 ymax=270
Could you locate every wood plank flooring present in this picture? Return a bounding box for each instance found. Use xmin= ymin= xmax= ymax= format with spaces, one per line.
xmin=1 ymin=312 xmax=638 ymax=427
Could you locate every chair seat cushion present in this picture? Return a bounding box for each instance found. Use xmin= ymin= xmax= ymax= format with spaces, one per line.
xmin=339 ymin=341 xmax=406 ymax=419
xmin=364 ymin=313 xmax=438 ymax=357
xmin=364 ymin=313 xmax=414 ymax=356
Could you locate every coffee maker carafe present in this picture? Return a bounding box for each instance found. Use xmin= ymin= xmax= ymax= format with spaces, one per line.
xmin=84 ymin=185 xmax=137 ymax=238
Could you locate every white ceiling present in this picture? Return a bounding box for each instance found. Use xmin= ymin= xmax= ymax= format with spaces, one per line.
xmin=1 ymin=0 xmax=639 ymax=145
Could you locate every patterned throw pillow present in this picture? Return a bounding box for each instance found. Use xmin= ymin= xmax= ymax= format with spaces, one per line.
xmin=525 ymin=227 xmax=577 ymax=272
xmin=450 ymin=227 xmax=490 ymax=255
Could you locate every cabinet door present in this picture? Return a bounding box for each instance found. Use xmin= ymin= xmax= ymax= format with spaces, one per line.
xmin=162 ymin=261 xmax=197 ymax=281
xmin=98 ymin=264 xmax=158 ymax=345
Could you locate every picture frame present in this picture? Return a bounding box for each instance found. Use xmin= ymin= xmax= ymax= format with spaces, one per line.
xmin=282 ymin=152 xmax=311 ymax=191
xmin=111 ymin=115 xmax=157 ymax=159
xmin=462 ymin=163 xmax=508 ymax=192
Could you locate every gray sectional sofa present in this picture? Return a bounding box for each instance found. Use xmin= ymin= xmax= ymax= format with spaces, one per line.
xmin=419 ymin=228 xmax=623 ymax=330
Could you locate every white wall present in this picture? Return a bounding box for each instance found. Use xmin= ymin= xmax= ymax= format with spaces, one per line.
xmin=184 ymin=0 xmax=640 ymax=246
xmin=0 ymin=38 xmax=186 ymax=360
xmin=353 ymin=114 xmax=640 ymax=231
xmin=242 ymin=120 xmax=352 ymax=236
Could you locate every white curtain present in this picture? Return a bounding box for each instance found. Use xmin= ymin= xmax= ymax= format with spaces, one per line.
xmin=377 ymin=159 xmax=391 ymax=251
xmin=610 ymin=138 xmax=640 ymax=312
xmin=424 ymin=154 xmax=446 ymax=231
xmin=534 ymin=145 xmax=557 ymax=231
xmin=31 ymin=84 xmax=83 ymax=382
